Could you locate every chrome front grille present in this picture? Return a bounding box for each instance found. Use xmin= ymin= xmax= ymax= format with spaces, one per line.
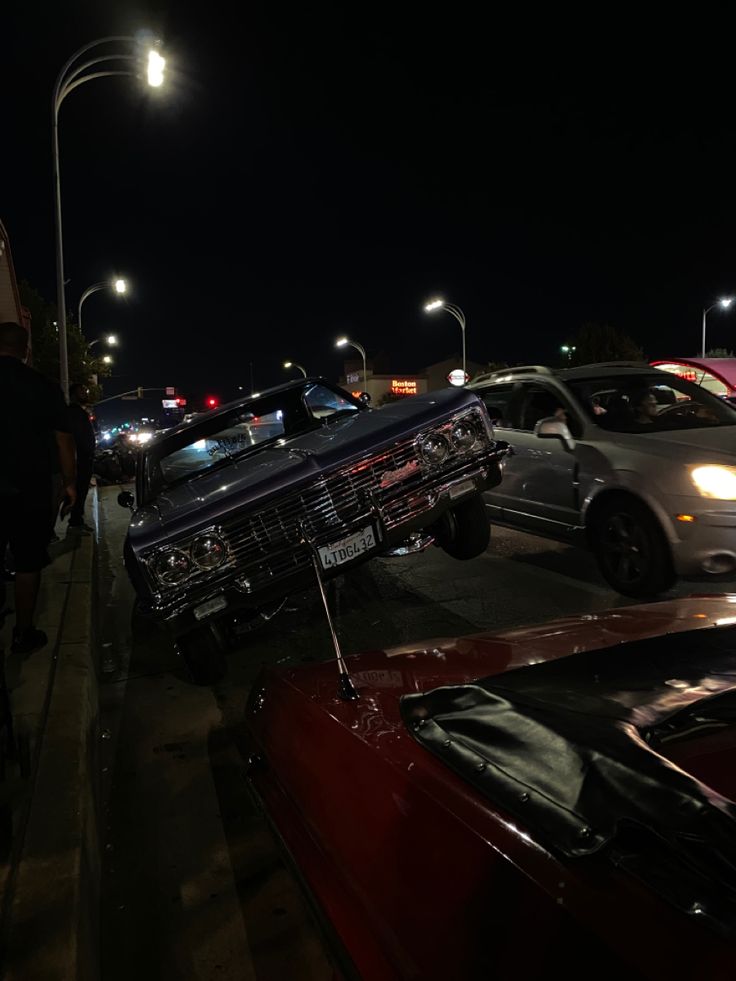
xmin=219 ymin=427 xmax=488 ymax=595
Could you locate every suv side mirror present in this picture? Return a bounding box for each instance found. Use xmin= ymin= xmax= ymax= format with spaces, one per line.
xmin=534 ymin=417 xmax=576 ymax=451
xmin=118 ymin=490 xmax=135 ymax=511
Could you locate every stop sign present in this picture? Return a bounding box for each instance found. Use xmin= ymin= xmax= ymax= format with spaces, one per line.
xmin=447 ymin=369 xmax=469 ymax=386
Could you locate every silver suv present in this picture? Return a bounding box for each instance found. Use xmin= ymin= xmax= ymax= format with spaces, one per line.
xmin=468 ymin=363 xmax=736 ymax=596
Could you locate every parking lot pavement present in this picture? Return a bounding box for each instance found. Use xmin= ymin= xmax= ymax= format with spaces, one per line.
xmin=97 ymin=485 xmax=736 ymax=978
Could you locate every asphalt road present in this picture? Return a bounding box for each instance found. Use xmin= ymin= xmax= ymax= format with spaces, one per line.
xmin=96 ymin=484 xmax=736 ymax=979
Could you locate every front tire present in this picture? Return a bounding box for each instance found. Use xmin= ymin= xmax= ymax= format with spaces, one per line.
xmin=176 ymin=623 xmax=227 ymax=685
xmin=590 ymin=498 xmax=675 ymax=598
xmin=433 ymin=494 xmax=490 ymax=560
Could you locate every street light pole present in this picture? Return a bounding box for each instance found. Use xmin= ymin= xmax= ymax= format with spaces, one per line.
xmin=702 ymin=297 xmax=734 ymax=358
xmin=52 ymin=37 xmax=164 ymax=399
xmin=424 ymin=299 xmax=467 ymax=381
xmin=283 ymin=361 xmax=307 ymax=377
xmin=336 ymin=338 xmax=367 ymax=389
xmin=78 ymin=279 xmax=127 ymax=335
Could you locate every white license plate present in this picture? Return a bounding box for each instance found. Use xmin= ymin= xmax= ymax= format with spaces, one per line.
xmin=449 ymin=479 xmax=476 ymax=500
xmin=193 ymin=595 xmax=228 ymax=621
xmin=319 ymin=526 xmax=377 ymax=570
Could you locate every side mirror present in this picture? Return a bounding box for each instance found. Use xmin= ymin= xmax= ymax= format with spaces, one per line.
xmin=359 ymin=392 xmax=372 ymax=404
xmin=534 ymin=416 xmax=576 ymax=451
xmin=118 ymin=490 xmax=135 ymax=511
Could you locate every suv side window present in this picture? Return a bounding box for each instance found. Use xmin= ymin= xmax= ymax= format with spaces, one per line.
xmin=518 ymin=383 xmax=583 ymax=438
xmin=476 ymin=384 xmax=515 ymax=429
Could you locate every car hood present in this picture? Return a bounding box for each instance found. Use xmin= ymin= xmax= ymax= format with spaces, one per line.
xmin=603 ymin=424 xmax=736 ymax=463
xmin=130 ymin=387 xmax=482 ymax=545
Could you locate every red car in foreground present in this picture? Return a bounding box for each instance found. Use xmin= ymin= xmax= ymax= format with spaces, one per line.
xmin=244 ymin=597 xmax=736 ymax=980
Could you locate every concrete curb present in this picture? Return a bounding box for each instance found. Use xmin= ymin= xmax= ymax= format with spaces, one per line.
xmin=3 ymin=522 xmax=99 ymax=980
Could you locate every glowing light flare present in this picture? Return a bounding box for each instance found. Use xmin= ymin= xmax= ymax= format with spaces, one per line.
xmin=721 ymin=297 xmax=734 ymax=309
xmin=106 ymin=334 xmax=119 ymax=346
xmin=113 ymin=278 xmax=127 ymax=294
xmin=691 ymin=464 xmax=736 ymax=500
xmin=424 ymin=298 xmax=444 ymax=313
xmin=147 ymin=49 xmax=166 ymax=87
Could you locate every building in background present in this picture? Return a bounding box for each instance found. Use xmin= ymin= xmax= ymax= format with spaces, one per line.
xmin=651 ymin=357 xmax=736 ymax=398
xmin=338 ymin=354 xmax=487 ymax=402
xmin=0 ymin=218 xmax=31 ymax=343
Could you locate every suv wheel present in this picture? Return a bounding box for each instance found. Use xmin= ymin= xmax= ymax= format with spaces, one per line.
xmin=590 ymin=498 xmax=675 ymax=598
xmin=176 ymin=623 xmax=227 ymax=685
xmin=433 ymin=494 xmax=490 ymax=560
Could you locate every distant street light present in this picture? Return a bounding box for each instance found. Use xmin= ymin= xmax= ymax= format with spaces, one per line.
xmin=702 ymin=297 xmax=734 ymax=357
xmin=88 ymin=333 xmax=119 ymax=349
xmin=78 ymin=279 xmax=127 ymax=335
xmin=283 ymin=361 xmax=307 ymax=377
xmin=102 ymin=354 xmax=113 ymax=365
xmin=335 ymin=337 xmax=367 ymax=389
xmin=424 ymin=298 xmax=467 ymax=381
xmin=561 ymin=344 xmax=576 ymax=362
xmin=53 ymin=36 xmax=165 ymax=399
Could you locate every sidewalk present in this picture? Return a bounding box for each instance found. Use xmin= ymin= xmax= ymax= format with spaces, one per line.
xmin=0 ymin=493 xmax=98 ymax=979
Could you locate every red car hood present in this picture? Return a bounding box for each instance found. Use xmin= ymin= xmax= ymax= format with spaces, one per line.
xmin=245 ymin=595 xmax=736 ymax=981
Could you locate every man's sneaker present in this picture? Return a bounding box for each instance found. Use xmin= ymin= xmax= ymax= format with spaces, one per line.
xmin=11 ymin=627 xmax=48 ymax=656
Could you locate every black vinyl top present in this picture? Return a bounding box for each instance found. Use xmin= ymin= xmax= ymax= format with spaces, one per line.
xmin=401 ymin=624 xmax=736 ymax=935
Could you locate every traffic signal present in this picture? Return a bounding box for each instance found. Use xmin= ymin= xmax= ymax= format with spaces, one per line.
xmin=205 ymin=396 xmax=219 ymax=409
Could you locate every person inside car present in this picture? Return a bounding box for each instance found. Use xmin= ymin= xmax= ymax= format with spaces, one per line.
xmin=631 ymin=389 xmax=659 ymax=427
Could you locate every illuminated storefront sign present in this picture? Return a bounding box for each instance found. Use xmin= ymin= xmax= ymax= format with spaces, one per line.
xmin=390 ymin=378 xmax=418 ymax=396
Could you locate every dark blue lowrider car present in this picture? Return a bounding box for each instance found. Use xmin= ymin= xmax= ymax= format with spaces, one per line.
xmin=119 ymin=378 xmax=507 ymax=681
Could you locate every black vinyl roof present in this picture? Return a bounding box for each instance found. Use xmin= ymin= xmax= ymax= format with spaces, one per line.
xmin=401 ymin=624 xmax=736 ymax=935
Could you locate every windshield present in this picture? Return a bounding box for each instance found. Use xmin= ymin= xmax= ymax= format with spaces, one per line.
xmin=152 ymin=382 xmax=361 ymax=488
xmin=567 ymin=372 xmax=736 ymax=433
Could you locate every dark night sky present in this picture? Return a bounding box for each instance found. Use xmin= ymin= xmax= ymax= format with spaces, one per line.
xmin=5 ymin=5 xmax=736 ymax=420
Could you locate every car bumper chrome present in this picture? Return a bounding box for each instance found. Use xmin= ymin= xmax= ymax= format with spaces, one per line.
xmin=138 ymin=446 xmax=505 ymax=633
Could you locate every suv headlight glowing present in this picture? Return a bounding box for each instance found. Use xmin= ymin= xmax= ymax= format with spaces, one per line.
xmin=191 ymin=533 xmax=227 ymax=570
xmin=450 ymin=419 xmax=478 ymax=452
xmin=153 ymin=548 xmax=192 ymax=585
xmin=418 ymin=432 xmax=451 ymax=464
xmin=691 ymin=465 xmax=736 ymax=499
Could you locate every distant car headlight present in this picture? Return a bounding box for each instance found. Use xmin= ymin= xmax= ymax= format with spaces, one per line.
xmin=691 ymin=465 xmax=736 ymax=499
xmin=418 ymin=432 xmax=451 ymax=465
xmin=450 ymin=419 xmax=478 ymax=452
xmin=191 ymin=533 xmax=227 ymax=571
xmin=152 ymin=548 xmax=192 ymax=586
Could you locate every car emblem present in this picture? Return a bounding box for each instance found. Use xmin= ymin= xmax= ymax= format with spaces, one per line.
xmin=379 ymin=459 xmax=420 ymax=488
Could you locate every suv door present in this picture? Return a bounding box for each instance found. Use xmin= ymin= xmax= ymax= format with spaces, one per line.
xmin=480 ymin=381 xmax=582 ymax=535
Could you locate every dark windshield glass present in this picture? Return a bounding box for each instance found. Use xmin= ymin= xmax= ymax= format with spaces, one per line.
xmin=567 ymin=373 xmax=736 ymax=433
xmin=150 ymin=383 xmax=361 ymax=489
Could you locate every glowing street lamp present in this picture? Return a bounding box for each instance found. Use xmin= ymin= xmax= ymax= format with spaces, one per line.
xmin=88 ymin=333 xmax=119 ymax=350
xmin=702 ymin=297 xmax=734 ymax=357
xmin=561 ymin=344 xmax=576 ymax=362
xmin=335 ymin=337 xmax=367 ymax=389
xmin=53 ymin=36 xmax=165 ymax=398
xmin=283 ymin=361 xmax=307 ymax=377
xmin=424 ymin=298 xmax=467 ymax=381
xmin=102 ymin=354 xmax=113 ymax=365
xmin=78 ymin=279 xmax=128 ymax=335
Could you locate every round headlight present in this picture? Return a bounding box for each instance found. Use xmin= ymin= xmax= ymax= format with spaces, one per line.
xmin=451 ymin=419 xmax=478 ymax=452
xmin=153 ymin=548 xmax=191 ymax=586
xmin=191 ymin=533 xmax=227 ymax=570
xmin=419 ymin=432 xmax=451 ymax=465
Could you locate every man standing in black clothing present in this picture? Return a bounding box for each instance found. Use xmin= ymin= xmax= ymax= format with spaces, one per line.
xmin=0 ymin=321 xmax=76 ymax=654
xmin=67 ymin=383 xmax=96 ymax=530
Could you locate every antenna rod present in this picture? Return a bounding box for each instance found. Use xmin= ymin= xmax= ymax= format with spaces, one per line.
xmin=299 ymin=523 xmax=359 ymax=701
